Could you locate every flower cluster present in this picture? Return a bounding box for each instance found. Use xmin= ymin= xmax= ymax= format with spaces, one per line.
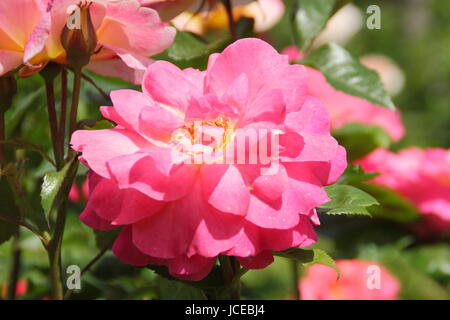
xmin=0 ymin=0 xmax=175 ymax=83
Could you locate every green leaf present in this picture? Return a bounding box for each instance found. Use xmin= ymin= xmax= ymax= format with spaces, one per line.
xmin=82 ymin=120 xmax=115 ymax=130
xmin=274 ymin=248 xmax=339 ymax=277
xmin=301 ymin=43 xmax=396 ymax=109
xmin=356 ymin=183 xmax=421 ymax=223
xmin=94 ymin=228 xmax=120 ymax=250
xmin=156 ymin=276 xmax=207 ymax=300
xmin=319 ymin=184 xmax=378 ymax=216
xmin=338 ymin=164 xmax=379 ymax=184
xmin=155 ymin=32 xmax=230 ymax=70
xmin=333 ymin=123 xmax=392 ymax=161
xmin=292 ymin=0 xmax=336 ymax=50
xmin=167 ymin=31 xmax=209 ymax=61
xmin=40 ymin=158 xmax=78 ymax=217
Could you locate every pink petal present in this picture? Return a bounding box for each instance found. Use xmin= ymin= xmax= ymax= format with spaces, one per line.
xmin=70 ymin=128 xmax=149 ymax=179
xmin=142 ymin=61 xmax=205 ymax=112
xmin=201 ymin=164 xmax=251 ymax=216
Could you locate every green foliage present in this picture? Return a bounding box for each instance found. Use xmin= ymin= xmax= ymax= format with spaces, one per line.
xmin=156 ymin=276 xmax=207 ymax=300
xmin=319 ymin=184 xmax=378 ymax=216
xmin=292 ymin=0 xmax=336 ymax=50
xmin=355 ymin=183 xmax=421 ymax=224
xmin=338 ymin=164 xmax=379 ymax=184
xmin=333 ymin=123 xmax=392 ymax=161
xmin=359 ymin=242 xmax=450 ymax=300
xmin=0 ymin=180 xmax=19 ymax=245
xmin=40 ymin=157 xmax=78 ymax=217
xmin=94 ymin=229 xmax=120 ymax=250
xmin=301 ymin=43 xmax=396 ymax=109
xmin=274 ymin=248 xmax=339 ymax=277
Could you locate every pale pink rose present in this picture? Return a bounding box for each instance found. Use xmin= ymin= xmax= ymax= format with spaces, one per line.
xmin=71 ymin=38 xmax=347 ymax=281
xmin=282 ymin=46 xmax=405 ymax=142
xmin=360 ymin=54 xmax=405 ymax=97
xmin=1 ymin=0 xmax=175 ymax=83
xmin=300 ymin=259 xmax=400 ymax=300
xmin=357 ymin=147 xmax=450 ymax=233
xmin=69 ymin=178 xmax=89 ymax=203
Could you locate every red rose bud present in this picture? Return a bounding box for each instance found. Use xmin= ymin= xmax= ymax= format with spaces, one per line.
xmin=61 ymin=1 xmax=98 ymax=70
xmin=0 ymin=76 xmax=17 ymax=113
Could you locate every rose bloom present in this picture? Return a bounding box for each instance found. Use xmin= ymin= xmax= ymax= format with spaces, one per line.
xmin=300 ymin=259 xmax=400 ymax=300
xmin=0 ymin=0 xmax=175 ymax=83
xmin=357 ymin=147 xmax=450 ymax=233
xmin=282 ymin=46 xmax=405 ymax=142
xmin=71 ymin=38 xmax=347 ymax=280
xmin=313 ymin=4 xmax=363 ymax=48
xmin=171 ymin=0 xmax=285 ymax=35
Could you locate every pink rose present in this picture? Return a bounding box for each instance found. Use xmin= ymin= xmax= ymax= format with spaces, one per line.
xmin=281 ymin=46 xmax=405 ymax=142
xmin=357 ymin=147 xmax=450 ymax=233
xmin=71 ymin=38 xmax=347 ymax=281
xmin=0 ymin=0 xmax=175 ymax=83
xmin=300 ymin=259 xmax=400 ymax=300
xmin=69 ymin=178 xmax=89 ymax=203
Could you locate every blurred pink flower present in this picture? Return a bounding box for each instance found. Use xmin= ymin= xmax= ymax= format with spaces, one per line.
xmin=69 ymin=178 xmax=89 ymax=203
xmin=71 ymin=38 xmax=347 ymax=281
xmin=0 ymin=0 xmax=175 ymax=83
xmin=300 ymin=259 xmax=400 ymax=300
xmin=357 ymin=147 xmax=450 ymax=233
xmin=282 ymin=46 xmax=405 ymax=142
xmin=1 ymin=279 xmax=28 ymax=299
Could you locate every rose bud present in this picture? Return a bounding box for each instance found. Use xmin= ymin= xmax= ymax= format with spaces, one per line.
xmin=61 ymin=2 xmax=98 ymax=70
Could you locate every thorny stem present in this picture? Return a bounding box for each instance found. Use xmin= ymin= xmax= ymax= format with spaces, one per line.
xmin=68 ymin=69 xmax=82 ymax=153
xmin=6 ymin=232 xmax=22 ymax=300
xmin=0 ymin=111 xmax=5 ymax=168
xmin=48 ymin=201 xmax=67 ymax=300
xmin=219 ymin=255 xmax=241 ymax=300
xmin=291 ymin=259 xmax=300 ymax=300
xmin=222 ymin=0 xmax=237 ymax=41
xmin=81 ymin=72 xmax=110 ymax=101
xmin=58 ymin=68 xmax=68 ymax=163
xmin=44 ymin=80 xmax=63 ymax=169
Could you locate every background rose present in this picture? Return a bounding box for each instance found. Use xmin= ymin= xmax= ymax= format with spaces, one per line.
xmin=357 ymin=147 xmax=450 ymax=233
xmin=282 ymin=46 xmax=405 ymax=142
xmin=300 ymin=259 xmax=400 ymax=300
